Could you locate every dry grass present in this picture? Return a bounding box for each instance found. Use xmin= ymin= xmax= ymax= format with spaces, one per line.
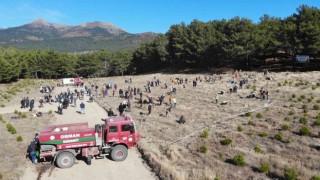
xmin=92 ymin=71 xmax=320 ymax=180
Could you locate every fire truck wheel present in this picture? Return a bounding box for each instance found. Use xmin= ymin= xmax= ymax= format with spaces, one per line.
xmin=56 ymin=152 xmax=75 ymax=169
xmin=111 ymin=145 xmax=128 ymax=161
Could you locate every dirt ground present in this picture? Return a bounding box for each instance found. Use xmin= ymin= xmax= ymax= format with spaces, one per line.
xmin=0 ymin=82 xmax=155 ymax=180
xmin=0 ymin=71 xmax=320 ymax=180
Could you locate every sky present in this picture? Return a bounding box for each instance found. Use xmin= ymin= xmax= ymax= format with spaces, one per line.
xmin=0 ymin=0 xmax=319 ymax=33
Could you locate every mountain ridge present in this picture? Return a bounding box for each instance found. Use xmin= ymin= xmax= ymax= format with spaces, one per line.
xmin=0 ymin=19 xmax=157 ymax=52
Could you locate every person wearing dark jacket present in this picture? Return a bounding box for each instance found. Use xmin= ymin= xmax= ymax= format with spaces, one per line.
xmin=29 ymin=99 xmax=35 ymax=111
xmin=27 ymin=141 xmax=37 ymax=163
xmin=118 ymin=103 xmax=125 ymax=116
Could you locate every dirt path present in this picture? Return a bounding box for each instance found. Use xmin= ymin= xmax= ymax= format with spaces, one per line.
xmin=16 ymin=86 xmax=155 ymax=180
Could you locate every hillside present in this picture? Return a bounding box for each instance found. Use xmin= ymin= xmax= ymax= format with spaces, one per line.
xmin=0 ymin=19 xmax=157 ymax=52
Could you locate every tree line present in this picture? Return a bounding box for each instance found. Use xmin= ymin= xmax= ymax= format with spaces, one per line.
xmin=0 ymin=5 xmax=319 ymax=83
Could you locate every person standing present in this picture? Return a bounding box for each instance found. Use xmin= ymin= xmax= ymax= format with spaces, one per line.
xmin=215 ymin=94 xmax=219 ymax=104
xmin=148 ymin=103 xmax=152 ymax=115
xmin=73 ymin=96 xmax=77 ymax=107
xmin=118 ymin=103 xmax=124 ymax=116
xmin=80 ymin=102 xmax=85 ymax=114
xmin=29 ymin=99 xmax=35 ymax=111
xmin=21 ymin=97 xmax=25 ymax=109
xmin=27 ymin=141 xmax=37 ymax=164
xmin=39 ymin=98 xmax=44 ymax=108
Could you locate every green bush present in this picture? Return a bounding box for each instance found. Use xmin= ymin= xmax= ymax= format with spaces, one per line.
xmin=214 ymin=177 xmax=220 ymax=180
xmin=317 ymin=99 xmax=320 ymax=103
xmin=20 ymin=113 xmax=27 ymax=119
xmin=200 ymin=130 xmax=209 ymax=138
xmin=284 ymin=168 xmax=298 ymax=180
xmin=0 ymin=172 xmax=2 ymax=179
xmin=308 ymin=98 xmax=313 ymax=102
xmin=278 ymin=82 xmax=281 ymax=87
xmin=291 ymin=94 xmax=296 ymax=98
xmin=199 ymin=145 xmax=208 ymax=153
xmin=256 ymin=113 xmax=263 ymax=119
xmin=248 ymin=120 xmax=255 ymax=126
xmin=314 ymin=119 xmax=320 ymax=126
xmin=244 ymin=112 xmax=251 ymax=117
xmin=317 ymin=82 xmax=320 ymax=86
xmin=259 ymin=162 xmax=270 ymax=173
xmin=6 ymin=123 xmax=17 ymax=134
xmin=259 ymin=131 xmax=268 ymax=137
xmin=220 ymin=138 xmax=232 ymax=146
xmin=282 ymin=124 xmax=290 ymax=131
xmin=288 ymin=110 xmax=295 ymax=115
xmin=289 ymin=104 xmax=295 ymax=107
xmin=300 ymin=126 xmax=311 ymax=136
xmin=0 ymin=104 xmax=4 ymax=108
xmin=274 ymin=133 xmax=283 ymax=141
xmin=254 ymin=145 xmax=262 ymax=153
xmin=284 ymin=117 xmax=290 ymax=121
xmin=313 ymin=104 xmax=320 ymax=110
xmin=300 ymin=95 xmax=306 ymax=99
xmin=311 ymin=176 xmax=320 ymax=180
xmin=302 ymin=104 xmax=308 ymax=109
xmin=48 ymin=110 xmax=53 ymax=114
xmin=14 ymin=109 xmax=19 ymax=114
xmin=237 ymin=125 xmax=243 ymax=132
xmin=300 ymin=117 xmax=308 ymax=125
xmin=0 ymin=115 xmax=4 ymax=123
xmin=16 ymin=136 xmax=23 ymax=142
xmin=233 ymin=154 xmax=246 ymax=166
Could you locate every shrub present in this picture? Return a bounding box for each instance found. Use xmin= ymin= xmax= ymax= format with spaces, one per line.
xmin=284 ymin=117 xmax=290 ymax=121
xmin=312 ymin=86 xmax=317 ymax=90
xmin=220 ymin=138 xmax=232 ymax=146
xmin=300 ymin=95 xmax=306 ymax=99
xmin=260 ymin=162 xmax=270 ymax=173
xmin=237 ymin=125 xmax=243 ymax=132
xmin=300 ymin=126 xmax=311 ymax=136
xmin=317 ymin=99 xmax=320 ymax=103
xmin=274 ymin=133 xmax=283 ymax=141
xmin=200 ymin=130 xmax=209 ymax=138
xmin=298 ymin=97 xmax=303 ymax=102
xmin=217 ymin=152 xmax=224 ymax=159
xmin=199 ymin=145 xmax=208 ymax=153
xmin=300 ymin=117 xmax=308 ymax=125
xmin=302 ymin=104 xmax=308 ymax=109
xmin=254 ymin=145 xmax=262 ymax=153
xmin=313 ymin=104 xmax=320 ymax=110
xmin=291 ymin=94 xmax=296 ymax=98
xmin=256 ymin=113 xmax=263 ymax=119
xmin=311 ymin=176 xmax=320 ymax=180
xmin=16 ymin=136 xmax=23 ymax=142
xmin=304 ymin=109 xmax=308 ymax=114
xmin=308 ymin=98 xmax=313 ymax=102
xmin=0 ymin=115 xmax=4 ymax=123
xmin=14 ymin=109 xmax=19 ymax=114
xmin=6 ymin=123 xmax=17 ymax=134
xmin=248 ymin=120 xmax=255 ymax=126
xmin=278 ymin=82 xmax=281 ymax=87
xmin=289 ymin=104 xmax=295 ymax=107
xmin=233 ymin=154 xmax=246 ymax=166
xmin=48 ymin=110 xmax=53 ymax=114
xmin=214 ymin=177 xmax=221 ymax=180
xmin=20 ymin=113 xmax=27 ymax=119
xmin=244 ymin=112 xmax=251 ymax=117
xmin=314 ymin=119 xmax=320 ymax=126
xmin=288 ymin=110 xmax=295 ymax=115
xmin=317 ymin=82 xmax=320 ymax=86
xmin=282 ymin=124 xmax=290 ymax=131
xmin=0 ymin=172 xmax=2 ymax=179
xmin=259 ymin=131 xmax=268 ymax=137
xmin=0 ymin=104 xmax=4 ymax=108
xmin=284 ymin=168 xmax=298 ymax=180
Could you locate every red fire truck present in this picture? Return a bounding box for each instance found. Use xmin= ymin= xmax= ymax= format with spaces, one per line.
xmin=38 ymin=115 xmax=140 ymax=168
